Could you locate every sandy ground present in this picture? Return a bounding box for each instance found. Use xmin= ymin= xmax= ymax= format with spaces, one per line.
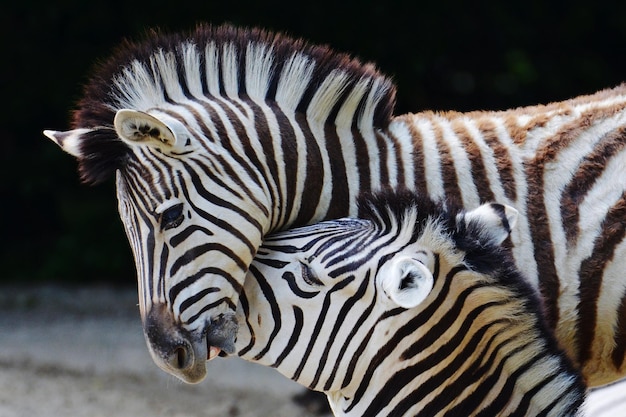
xmin=0 ymin=285 xmax=331 ymax=417
xmin=1 ymin=285 xmax=625 ymax=417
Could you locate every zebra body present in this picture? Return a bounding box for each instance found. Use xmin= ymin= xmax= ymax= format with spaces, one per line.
xmin=44 ymin=25 xmax=626 ymax=386
xmin=236 ymin=191 xmax=585 ymax=416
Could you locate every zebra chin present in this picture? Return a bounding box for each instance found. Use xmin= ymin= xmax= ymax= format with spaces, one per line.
xmin=143 ymin=303 xmax=238 ymax=384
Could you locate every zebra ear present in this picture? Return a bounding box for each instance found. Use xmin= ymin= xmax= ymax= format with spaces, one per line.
xmin=378 ymin=256 xmax=434 ymax=309
xmin=43 ymin=128 xmax=94 ymax=158
xmin=114 ymin=109 xmax=191 ymax=153
xmin=461 ymin=203 xmax=519 ymax=246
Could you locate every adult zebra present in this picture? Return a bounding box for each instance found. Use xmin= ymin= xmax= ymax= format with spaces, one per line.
xmin=231 ymin=190 xmax=586 ymax=416
xmin=44 ymin=24 xmax=626 ymax=387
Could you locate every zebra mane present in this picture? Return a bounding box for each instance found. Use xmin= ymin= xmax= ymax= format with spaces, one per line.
xmin=70 ymin=24 xmax=396 ymax=184
xmin=359 ymin=189 xmax=553 ymax=345
xmin=357 ymin=189 xmax=454 ymax=239
xmin=357 ymin=190 xmax=521 ymax=277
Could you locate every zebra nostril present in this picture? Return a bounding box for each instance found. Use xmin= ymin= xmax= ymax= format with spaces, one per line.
xmin=168 ymin=343 xmax=193 ymax=370
xmin=144 ymin=304 xmax=209 ymax=382
xmin=174 ymin=346 xmax=187 ymax=369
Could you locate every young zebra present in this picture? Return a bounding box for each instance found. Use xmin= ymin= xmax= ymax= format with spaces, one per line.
xmin=232 ymin=190 xmax=585 ymax=416
xmin=44 ymin=24 xmax=626 ymax=387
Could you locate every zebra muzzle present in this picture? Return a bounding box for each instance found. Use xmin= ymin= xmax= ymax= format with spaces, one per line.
xmin=143 ymin=305 xmax=238 ymax=383
xmin=146 ymin=330 xmax=209 ymax=384
xmin=169 ymin=313 xmax=238 ymax=382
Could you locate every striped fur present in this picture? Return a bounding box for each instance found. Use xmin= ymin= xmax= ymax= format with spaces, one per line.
xmin=235 ymin=191 xmax=585 ymax=416
xmin=44 ymin=24 xmax=626 ymax=387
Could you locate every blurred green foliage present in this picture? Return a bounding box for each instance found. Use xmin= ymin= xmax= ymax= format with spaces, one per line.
xmin=3 ymin=0 xmax=626 ymax=285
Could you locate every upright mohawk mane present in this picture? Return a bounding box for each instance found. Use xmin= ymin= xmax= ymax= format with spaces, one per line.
xmin=73 ymin=23 xmax=397 ymax=130
xmin=357 ymin=189 xmax=527 ymax=286
xmin=69 ymin=23 xmax=397 ymax=184
xmin=357 ymin=189 xmax=455 ymax=237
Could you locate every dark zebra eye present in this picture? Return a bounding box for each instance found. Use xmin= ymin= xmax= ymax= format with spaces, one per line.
xmin=161 ymin=203 xmax=184 ymax=230
xmin=300 ymin=262 xmax=323 ymax=286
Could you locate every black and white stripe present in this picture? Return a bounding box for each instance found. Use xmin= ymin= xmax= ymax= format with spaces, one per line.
xmin=235 ymin=191 xmax=585 ymax=416
xmin=44 ymin=24 xmax=626 ymax=387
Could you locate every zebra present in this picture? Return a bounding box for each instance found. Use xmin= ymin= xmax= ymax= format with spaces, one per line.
xmin=232 ymin=190 xmax=586 ymax=416
xmin=43 ymin=24 xmax=626 ymax=387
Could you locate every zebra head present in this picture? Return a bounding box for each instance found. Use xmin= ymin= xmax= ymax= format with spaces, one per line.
xmin=236 ymin=190 xmax=520 ymax=388
xmin=231 ymin=192 xmax=584 ymax=415
xmin=45 ymin=107 xmax=264 ymax=382
xmin=43 ymin=25 xmax=396 ymax=383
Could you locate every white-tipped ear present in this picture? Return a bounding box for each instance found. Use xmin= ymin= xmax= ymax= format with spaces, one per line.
xmin=114 ymin=109 xmax=191 ymax=152
xmin=462 ymin=203 xmax=519 ymax=246
xmin=43 ymin=128 xmax=93 ymax=158
xmin=379 ymin=256 xmax=434 ymax=309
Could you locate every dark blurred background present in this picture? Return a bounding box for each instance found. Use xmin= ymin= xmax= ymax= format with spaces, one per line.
xmin=3 ymin=0 xmax=626 ymax=286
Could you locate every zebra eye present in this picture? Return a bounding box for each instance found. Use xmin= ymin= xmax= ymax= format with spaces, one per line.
xmin=161 ymin=203 xmax=184 ymax=230
xmin=300 ymin=262 xmax=324 ymax=286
